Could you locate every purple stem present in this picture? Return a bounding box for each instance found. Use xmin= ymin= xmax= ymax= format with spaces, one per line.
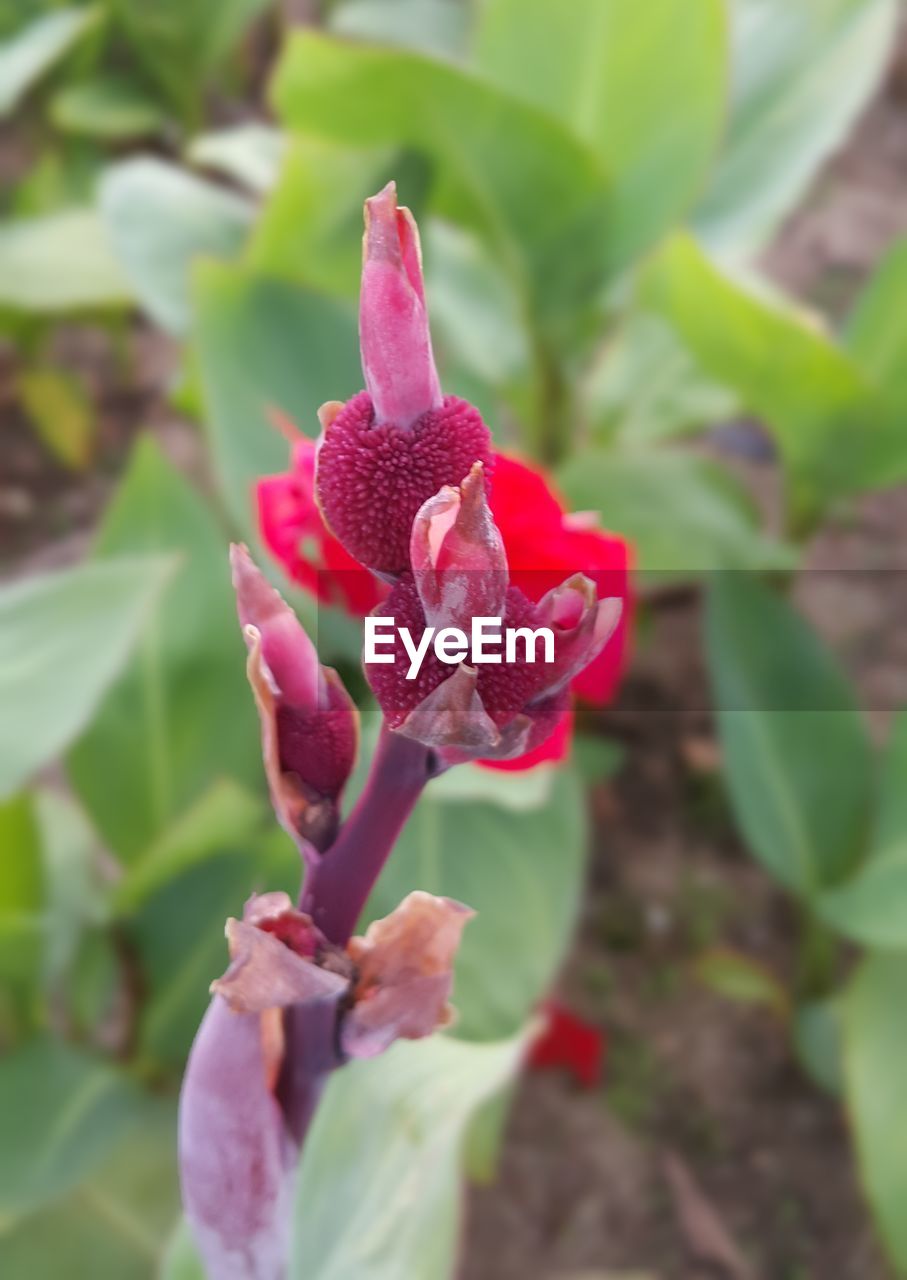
xmin=302 ymin=724 xmax=436 ymax=946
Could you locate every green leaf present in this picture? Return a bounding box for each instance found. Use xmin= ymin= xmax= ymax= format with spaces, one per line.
xmin=0 ymin=8 xmax=98 ymax=118
xmin=846 ymin=237 xmax=907 ymax=411
xmin=50 ymin=75 xmax=168 ymax=140
xmin=17 ymin=365 xmax=95 ymax=470
xmin=706 ymin=574 xmax=872 ymax=897
xmin=0 ymin=1038 xmax=141 ymax=1229
xmin=694 ymin=947 xmax=789 ymax=1019
xmin=34 ymin=788 xmax=107 ymax=988
xmin=0 ymin=793 xmax=43 ymax=995
xmin=640 ymin=234 xmax=878 ymax=519
xmin=362 ymin=766 xmax=586 ymax=1042
xmin=557 ymin=448 xmax=793 ymax=577
xmin=289 ymin=1033 xmax=526 ymax=1279
xmin=160 ymin=1220 xmax=204 ymax=1280
xmin=68 ymin=436 xmax=261 ymax=862
xmin=843 ymin=952 xmax=907 ymax=1275
xmin=474 ymin=0 xmax=726 ymax=266
xmin=248 ymin=136 xmax=391 ymax=298
xmin=192 ymin=261 xmax=360 ymax=535
xmin=329 ymin=0 xmax=470 ymax=58
xmin=113 ymin=778 xmax=265 ymax=914
xmin=0 ymin=555 xmax=172 ymax=801
xmin=695 ymin=0 xmax=898 ymax=255
xmin=0 ymin=209 xmax=131 ymax=312
xmin=585 ymin=312 xmax=739 ymax=446
xmin=0 ymin=1088 xmax=179 ymax=1278
xmin=187 ymin=124 xmax=286 ymax=194
xmin=99 ymin=158 xmax=254 ymax=334
xmin=819 ymin=711 xmax=907 ymax=947
xmin=271 ymin=32 xmax=612 ymax=336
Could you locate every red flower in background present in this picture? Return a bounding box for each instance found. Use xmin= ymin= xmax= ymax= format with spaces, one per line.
xmin=257 ymin=442 xmax=630 ymax=769
xmin=529 ymin=1001 xmax=606 ymax=1090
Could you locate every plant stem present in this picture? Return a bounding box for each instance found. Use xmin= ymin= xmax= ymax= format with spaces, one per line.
xmin=302 ymin=725 xmax=437 ymax=946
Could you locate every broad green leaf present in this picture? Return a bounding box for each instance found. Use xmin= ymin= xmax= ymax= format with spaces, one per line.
xmin=694 ymin=948 xmax=789 ymax=1019
xmin=641 ymin=235 xmax=878 ymax=519
xmin=362 ymin=766 xmax=586 ymax=1042
xmin=113 ymin=778 xmax=265 ymax=913
xmin=289 ymin=1033 xmax=526 ymax=1280
xmin=271 ymin=33 xmax=612 ymax=335
xmin=0 ymin=1089 xmax=179 ymax=1278
xmin=192 ymin=261 xmax=360 ymax=535
xmin=706 ymin=574 xmax=872 ymax=897
xmin=100 ymin=159 xmax=254 ymax=334
xmin=474 ymin=0 xmax=726 ymax=266
xmin=0 ymin=793 xmax=43 ymax=993
xmin=329 ymin=0 xmax=470 ymax=58
xmin=557 ymin=448 xmax=793 ymax=577
xmin=0 ymin=555 xmax=172 ymax=801
xmin=0 ymin=1038 xmax=141 ymax=1229
xmin=843 ymin=952 xmax=907 ymax=1275
xmin=129 ymin=833 xmax=298 ymax=1071
xmin=819 ymin=711 xmax=907 ymax=947
xmin=585 ymin=313 xmax=739 ymax=446
xmin=0 ymin=209 xmax=130 ymax=312
xmin=68 ymin=436 xmax=261 ymax=862
xmin=696 ymin=0 xmax=898 ymax=255
xmin=424 ymin=219 xmax=529 ymax=391
xmin=0 ymin=8 xmax=98 ymax=118
xmin=35 ymin=788 xmax=107 ymax=988
xmin=249 ymin=136 xmax=391 ymax=298
xmin=187 ymin=124 xmax=286 ymax=194
xmin=17 ymin=365 xmax=95 ymax=469
xmin=50 ymin=75 xmax=168 ymax=140
xmin=846 ymin=237 xmax=907 ymax=411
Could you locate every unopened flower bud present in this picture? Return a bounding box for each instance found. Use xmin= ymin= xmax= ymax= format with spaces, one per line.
xmin=410 ymin=462 xmax=507 ymax=631
xmin=231 ymin=544 xmax=358 ymax=856
xmin=315 ymin=183 xmax=493 ymax=574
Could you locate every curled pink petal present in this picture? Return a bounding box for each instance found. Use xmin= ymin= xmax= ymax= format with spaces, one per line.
xmin=342 ymin=891 xmax=474 ymax=1058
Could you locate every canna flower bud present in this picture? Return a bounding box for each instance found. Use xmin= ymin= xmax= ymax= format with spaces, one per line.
xmin=315 ymin=182 xmax=493 ymax=575
xmin=364 ymin=474 xmax=623 ymax=762
xmin=409 ymin=462 xmax=507 ymax=631
xmin=231 ymin=544 xmax=358 ymax=857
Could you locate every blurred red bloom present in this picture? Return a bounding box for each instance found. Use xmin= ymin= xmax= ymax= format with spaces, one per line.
xmin=528 ymin=1001 xmax=606 ymax=1090
xmin=257 ymin=442 xmax=630 ymax=769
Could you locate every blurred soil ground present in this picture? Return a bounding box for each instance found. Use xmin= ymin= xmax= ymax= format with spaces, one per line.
xmin=2 ymin=21 xmax=907 ymax=1280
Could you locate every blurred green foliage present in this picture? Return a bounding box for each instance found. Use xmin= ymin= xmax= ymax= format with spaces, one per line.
xmin=2 ymin=0 xmax=907 ymax=1276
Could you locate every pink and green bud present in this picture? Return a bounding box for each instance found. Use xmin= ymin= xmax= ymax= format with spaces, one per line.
xmin=231 ymin=544 xmax=358 ymax=856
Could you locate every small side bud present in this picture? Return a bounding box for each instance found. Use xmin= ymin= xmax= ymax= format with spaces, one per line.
xmin=231 ymin=545 xmax=358 ymax=856
xmin=410 ymin=464 xmax=508 ymax=631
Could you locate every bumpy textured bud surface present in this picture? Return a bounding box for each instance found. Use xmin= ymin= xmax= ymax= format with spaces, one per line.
xmin=315 ymin=182 xmax=493 ymax=574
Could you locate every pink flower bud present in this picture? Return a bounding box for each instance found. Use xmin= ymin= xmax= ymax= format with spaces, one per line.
xmin=315 ymin=184 xmax=493 ymax=575
xmin=410 ymin=462 xmax=507 ymax=631
xmin=359 ymin=181 xmax=442 ymax=429
xmin=231 ymin=544 xmax=358 ymax=855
